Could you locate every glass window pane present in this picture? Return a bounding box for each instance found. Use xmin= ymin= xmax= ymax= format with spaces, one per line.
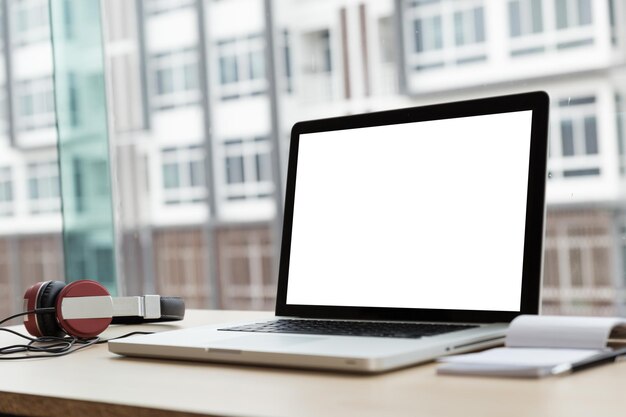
xmin=531 ymin=0 xmax=543 ymax=33
xmin=416 ymin=16 xmax=443 ymax=52
xmin=72 ymin=0 xmax=626 ymax=316
xmin=50 ymin=175 xmax=60 ymax=198
xmin=255 ymin=152 xmax=271 ymax=182
xmin=219 ymin=56 xmax=238 ymax=84
xmin=617 ymin=96 xmax=625 ymax=155
xmin=249 ymin=50 xmax=265 ymax=80
xmin=609 ymin=0 xmax=616 ymax=27
xmin=433 ymin=16 xmax=443 ymax=49
xmin=570 ymin=247 xmax=583 ymax=287
xmin=508 ymin=1 xmax=521 ymax=37
xmin=163 ymin=163 xmax=180 ymax=189
xmin=414 ymin=20 xmax=423 ymax=53
xmin=151 ymin=49 xmax=199 ymax=108
xmin=0 ymin=168 xmax=12 ymax=202
xmin=16 ymin=9 xmax=28 ymax=33
xmin=184 ymin=63 xmax=198 ymax=91
xmin=157 ymin=68 xmax=174 ymax=94
xmin=226 ymin=156 xmax=244 ymax=184
xmin=19 ymin=95 xmax=34 ymax=117
xmin=282 ymin=30 xmax=292 ymax=77
xmin=561 ymin=119 xmax=575 ymax=156
xmin=556 ymin=0 xmax=568 ymax=29
xmin=584 ymin=116 xmax=598 ymax=154
xmin=45 ymin=178 xmax=55 ymax=199
xmin=578 ymin=0 xmax=592 ymax=25
xmin=474 ymin=7 xmax=485 ymax=43
xmin=322 ymin=31 xmax=332 ymax=72
xmin=189 ymin=159 xmax=204 ymax=187
xmin=454 ymin=12 xmax=464 ymax=46
xmin=1 ymin=182 xmax=12 ymax=202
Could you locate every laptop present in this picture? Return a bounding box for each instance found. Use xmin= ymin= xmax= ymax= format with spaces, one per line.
xmin=109 ymin=91 xmax=550 ymax=373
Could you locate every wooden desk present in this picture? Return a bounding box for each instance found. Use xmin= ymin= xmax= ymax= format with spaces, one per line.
xmin=0 ymin=309 xmax=623 ymax=417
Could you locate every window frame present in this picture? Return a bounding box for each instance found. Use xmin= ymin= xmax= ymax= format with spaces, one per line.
xmin=160 ymin=145 xmax=207 ymax=205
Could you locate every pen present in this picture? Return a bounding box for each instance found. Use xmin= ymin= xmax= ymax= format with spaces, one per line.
xmin=551 ymin=347 xmax=626 ymax=376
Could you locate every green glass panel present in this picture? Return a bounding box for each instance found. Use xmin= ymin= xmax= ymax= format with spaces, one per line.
xmin=49 ymin=0 xmax=117 ymax=294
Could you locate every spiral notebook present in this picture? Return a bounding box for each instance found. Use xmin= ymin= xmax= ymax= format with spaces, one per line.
xmin=437 ymin=315 xmax=626 ymax=378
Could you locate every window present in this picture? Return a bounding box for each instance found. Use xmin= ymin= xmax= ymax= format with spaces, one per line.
xmin=0 ymin=167 xmax=13 ymax=216
xmin=15 ymin=77 xmax=56 ymax=131
xmin=300 ymin=29 xmax=334 ymax=101
xmin=27 ymin=161 xmax=60 ymax=214
xmin=407 ymin=0 xmax=487 ymax=71
xmin=216 ymin=34 xmax=266 ymax=101
xmin=217 ymin=228 xmax=275 ymax=310
xmin=414 ymin=15 xmax=443 ymax=52
xmin=44 ymin=0 xmax=626 ymax=317
xmin=559 ymin=96 xmax=598 ymax=156
xmin=508 ymin=0 xmax=594 ymax=55
xmin=280 ymin=30 xmax=293 ymax=93
xmin=0 ymin=88 xmax=7 ymax=135
xmin=61 ymin=0 xmax=74 ymax=40
xmin=302 ymin=30 xmax=332 ymax=74
xmin=543 ymin=211 xmax=614 ymax=315
xmin=71 ymin=158 xmax=110 ymax=213
xmin=144 ymin=0 xmax=195 ymax=15
xmin=377 ymin=16 xmax=398 ymax=95
xmin=555 ymin=0 xmax=592 ymax=30
xmin=550 ymin=96 xmax=600 ymax=178
xmin=617 ymin=94 xmax=626 ymax=174
xmin=454 ymin=7 xmax=485 ymax=46
xmin=153 ymin=229 xmax=211 ymax=307
xmin=12 ymin=0 xmax=50 ymax=46
xmin=222 ymin=137 xmax=272 ymax=201
xmin=608 ymin=0 xmax=617 ymax=45
xmin=508 ymin=0 xmax=543 ymax=37
xmin=161 ymin=145 xmax=206 ymax=205
xmin=378 ymin=17 xmax=395 ymax=64
xmin=151 ymin=48 xmax=200 ymax=110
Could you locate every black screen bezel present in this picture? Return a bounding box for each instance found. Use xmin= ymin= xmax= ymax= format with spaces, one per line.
xmin=275 ymin=91 xmax=549 ymax=324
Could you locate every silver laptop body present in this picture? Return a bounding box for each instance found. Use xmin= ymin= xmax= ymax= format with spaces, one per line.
xmin=109 ymin=92 xmax=549 ymax=373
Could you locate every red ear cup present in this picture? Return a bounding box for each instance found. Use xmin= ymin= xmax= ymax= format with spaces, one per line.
xmin=56 ymin=280 xmax=112 ymax=339
xmin=24 ymin=280 xmax=113 ymax=339
xmin=23 ymin=281 xmax=67 ymax=337
xmin=23 ymin=281 xmax=46 ymax=337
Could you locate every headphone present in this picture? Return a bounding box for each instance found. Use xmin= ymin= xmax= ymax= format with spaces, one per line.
xmin=23 ymin=280 xmax=185 ymax=339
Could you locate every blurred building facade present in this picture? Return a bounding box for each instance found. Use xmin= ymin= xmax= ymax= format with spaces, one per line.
xmin=0 ymin=0 xmax=625 ymax=316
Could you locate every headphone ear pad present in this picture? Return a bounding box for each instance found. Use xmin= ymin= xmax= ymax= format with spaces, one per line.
xmin=37 ymin=281 xmax=66 ymax=337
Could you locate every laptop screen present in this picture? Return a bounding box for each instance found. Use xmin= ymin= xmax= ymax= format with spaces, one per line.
xmin=285 ymin=110 xmax=534 ymax=312
xmin=277 ymin=92 xmax=548 ymax=322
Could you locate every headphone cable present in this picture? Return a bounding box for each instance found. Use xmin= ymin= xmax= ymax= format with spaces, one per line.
xmin=0 ymin=308 xmax=56 ymax=327
xmin=0 ymin=310 xmax=153 ymax=360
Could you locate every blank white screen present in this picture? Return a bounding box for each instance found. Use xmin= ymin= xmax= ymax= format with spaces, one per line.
xmin=286 ymin=111 xmax=533 ymax=312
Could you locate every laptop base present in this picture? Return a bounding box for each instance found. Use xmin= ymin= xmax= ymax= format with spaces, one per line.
xmin=109 ymin=321 xmax=506 ymax=373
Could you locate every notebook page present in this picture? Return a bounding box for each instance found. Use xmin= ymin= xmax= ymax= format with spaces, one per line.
xmin=437 ymin=348 xmax=602 ymax=377
xmin=440 ymin=347 xmax=600 ymax=367
xmin=505 ymin=316 xmax=626 ymax=349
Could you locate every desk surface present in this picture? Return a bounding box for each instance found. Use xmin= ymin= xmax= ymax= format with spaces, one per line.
xmin=0 ymin=309 xmax=624 ymax=417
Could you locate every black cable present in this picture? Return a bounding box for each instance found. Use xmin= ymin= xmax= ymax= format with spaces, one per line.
xmin=0 ymin=310 xmax=155 ymax=360
xmin=0 ymin=337 xmax=100 ymax=360
xmin=0 ymin=308 xmax=55 ymax=327
xmin=0 ymin=339 xmax=72 ymax=354
xmin=0 ymin=325 xmax=64 ymax=343
xmin=96 ymin=331 xmax=155 ymax=344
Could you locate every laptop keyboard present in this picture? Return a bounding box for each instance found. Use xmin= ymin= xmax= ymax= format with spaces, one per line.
xmin=219 ymin=319 xmax=477 ymax=339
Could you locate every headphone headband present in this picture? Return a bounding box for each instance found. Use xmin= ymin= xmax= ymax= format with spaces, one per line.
xmin=111 ymin=296 xmax=186 ymax=324
xmin=23 ymin=280 xmax=185 ymax=338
